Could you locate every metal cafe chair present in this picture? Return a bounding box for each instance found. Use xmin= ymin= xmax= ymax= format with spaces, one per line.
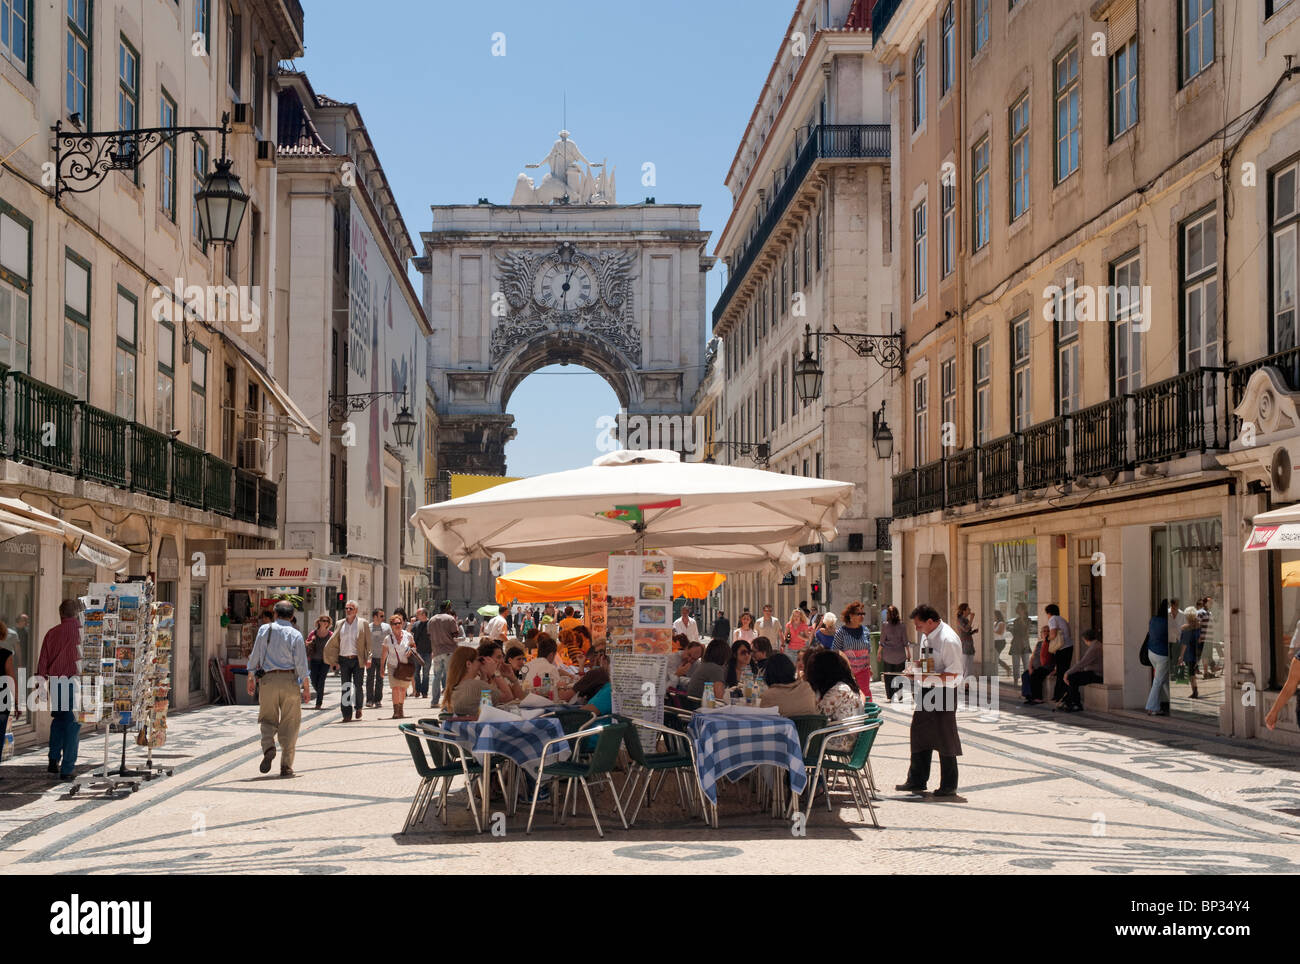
xmin=620 ymin=717 xmax=703 ymax=825
xmin=799 ymin=718 xmax=884 ymax=828
xmin=525 ymin=721 xmax=632 ymax=837
xmin=399 ymin=723 xmax=483 ymax=834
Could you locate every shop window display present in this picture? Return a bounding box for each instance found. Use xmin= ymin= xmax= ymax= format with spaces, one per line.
xmin=983 ymin=539 xmax=1037 ymax=681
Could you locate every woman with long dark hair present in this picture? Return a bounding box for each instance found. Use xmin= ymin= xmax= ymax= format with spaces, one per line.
xmin=878 ymin=605 xmax=909 ymax=701
xmin=724 ymin=638 xmax=755 ymax=687
xmin=732 ymin=611 xmax=757 ymax=645
xmin=805 ymin=649 xmax=866 ymax=749
xmin=304 ymin=615 xmax=333 ymax=710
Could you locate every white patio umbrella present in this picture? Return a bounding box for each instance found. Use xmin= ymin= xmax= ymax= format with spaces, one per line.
xmin=410 ymin=449 xmax=855 ymax=573
xmin=0 ymin=497 xmax=131 ymax=570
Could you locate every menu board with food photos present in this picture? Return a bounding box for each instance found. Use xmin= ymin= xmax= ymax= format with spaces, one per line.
xmin=605 ymin=552 xmax=674 ymax=655
xmin=78 ymin=580 xmax=166 ymax=744
xmin=588 ymin=583 xmax=607 ymax=647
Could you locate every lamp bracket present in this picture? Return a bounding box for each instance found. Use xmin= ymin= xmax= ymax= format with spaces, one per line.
xmin=52 ymin=114 xmax=230 ymax=204
xmin=328 ymin=390 xmax=406 ymax=424
xmin=809 ymin=328 xmax=904 ymax=372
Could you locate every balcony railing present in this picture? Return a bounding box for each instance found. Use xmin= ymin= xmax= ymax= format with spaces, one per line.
xmin=80 ymin=405 xmax=129 ymax=485
xmin=946 ymin=449 xmax=978 ymax=506
xmin=980 ymin=434 xmax=1019 ymax=499
xmin=1133 ymin=367 xmax=1228 ymax=465
xmin=204 ymin=454 xmax=234 ymax=516
xmin=917 ymin=460 xmax=946 ymax=513
xmin=892 ymin=469 xmax=916 ymax=519
xmin=258 ymin=479 xmax=278 ymax=529
xmin=171 ymin=441 xmax=206 ymax=508
xmin=0 ymin=369 xmax=278 ymax=530
xmin=713 ymin=124 xmax=890 ymax=327
xmin=1022 ymin=417 xmax=1069 ymax=489
xmin=1231 ymin=345 xmax=1300 ymax=429
xmin=130 ymin=424 xmax=171 ymax=498
xmin=9 ymin=372 xmax=75 ymax=472
xmin=234 ymin=468 xmax=258 ymax=523
xmin=1072 ymin=396 xmax=1129 ymax=478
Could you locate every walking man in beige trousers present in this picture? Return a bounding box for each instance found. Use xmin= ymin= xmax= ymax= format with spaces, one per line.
xmin=247 ymin=601 xmax=311 ymax=777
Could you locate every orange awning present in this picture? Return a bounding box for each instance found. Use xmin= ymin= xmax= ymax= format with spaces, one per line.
xmin=495 ymin=564 xmax=725 ymax=606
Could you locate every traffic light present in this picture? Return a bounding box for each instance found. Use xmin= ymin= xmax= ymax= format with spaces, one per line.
xmin=811 ymin=579 xmax=822 ymax=600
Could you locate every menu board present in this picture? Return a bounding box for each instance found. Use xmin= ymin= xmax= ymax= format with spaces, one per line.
xmin=633 ymin=554 xmax=673 ymax=654
xmin=610 ymin=652 xmax=670 ymax=753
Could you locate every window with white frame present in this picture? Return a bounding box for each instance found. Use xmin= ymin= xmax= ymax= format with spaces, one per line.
xmin=941 ymin=2 xmax=955 ymax=94
xmin=1181 ymin=0 xmax=1214 ymax=86
xmin=941 ymin=357 xmax=957 ymax=444
xmin=66 ymin=0 xmax=91 ymax=122
xmin=913 ymin=374 xmax=929 ymax=466
xmin=1 ymin=0 xmax=30 ymax=74
xmin=1272 ymin=161 xmax=1298 ymax=353
xmin=227 ymin=5 xmax=241 ymax=95
xmin=972 ymin=0 xmax=989 ymax=56
xmin=0 ymin=207 xmax=31 ymax=372
xmin=1012 ymin=313 xmax=1031 ymax=431
xmin=1183 ymin=210 xmax=1219 ymax=372
xmin=193 ymin=138 xmax=208 ymax=247
xmin=194 ymin=0 xmax=210 ymax=52
xmin=157 ymin=320 xmax=174 ymax=434
xmin=816 ymin=201 xmax=824 ymax=270
xmin=1110 ymin=37 xmax=1138 ymax=140
xmin=63 ymin=252 xmax=90 ymax=400
xmin=1054 ymin=45 xmax=1080 ymax=183
xmin=972 ymin=136 xmax=990 ymax=250
xmin=973 ymin=340 xmax=991 ymax=445
xmin=191 ymin=342 xmax=207 ymax=449
xmin=115 ymin=290 xmax=137 ymax=420
xmin=160 ymin=91 xmax=177 ymax=220
xmin=118 ymin=38 xmax=138 ymax=136
xmin=941 ymin=177 xmax=955 ymax=278
xmin=803 ymin=225 xmax=811 ymax=285
xmin=1111 ymin=252 xmax=1144 ymax=395
xmin=912 ymin=41 xmax=926 ymax=132
xmin=913 ymin=200 xmax=927 ymax=301
xmin=1054 ymin=283 xmax=1080 ymax=415
xmin=1010 ymin=92 xmax=1030 ymax=220
xmin=792 ymin=234 xmax=800 ymax=296
xmin=781 ymin=356 xmax=788 ymax=424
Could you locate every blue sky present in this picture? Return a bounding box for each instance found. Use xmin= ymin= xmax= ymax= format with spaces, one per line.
xmin=303 ymin=0 xmax=794 ymax=475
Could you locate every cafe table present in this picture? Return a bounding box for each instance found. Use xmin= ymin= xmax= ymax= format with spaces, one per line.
xmin=687 ymin=709 xmax=807 ymax=827
xmin=436 ymin=714 xmax=568 ymax=827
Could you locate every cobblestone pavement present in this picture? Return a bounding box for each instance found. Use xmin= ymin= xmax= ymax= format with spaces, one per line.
xmin=3 ymin=680 xmax=1300 ymax=874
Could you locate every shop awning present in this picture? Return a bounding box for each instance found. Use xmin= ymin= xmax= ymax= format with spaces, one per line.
xmin=495 ymin=563 xmax=726 ymax=606
xmin=1244 ymin=504 xmax=1300 ymax=551
xmin=225 ymin=339 xmax=322 ymax=443
xmin=0 ymin=497 xmax=131 ymax=570
xmin=225 ymin=550 xmax=341 ymax=586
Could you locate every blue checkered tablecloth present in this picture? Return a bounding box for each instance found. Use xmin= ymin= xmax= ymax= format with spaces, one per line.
xmin=688 ymin=714 xmax=807 ymax=805
xmin=440 ymin=717 xmax=566 ymax=770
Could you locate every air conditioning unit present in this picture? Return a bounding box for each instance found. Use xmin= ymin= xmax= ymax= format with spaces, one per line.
xmin=230 ymin=102 xmax=251 ymax=130
xmin=240 ymin=437 xmax=267 ymax=476
xmin=255 ymin=139 xmax=276 ymax=166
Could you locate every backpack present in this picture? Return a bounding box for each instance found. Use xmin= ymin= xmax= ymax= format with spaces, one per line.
xmin=1139 ymin=632 xmax=1152 ymax=667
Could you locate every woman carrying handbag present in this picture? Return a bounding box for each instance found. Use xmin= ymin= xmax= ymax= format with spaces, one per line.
xmin=305 ymin=615 xmax=333 ymax=709
xmin=384 ymin=612 xmax=422 ymax=719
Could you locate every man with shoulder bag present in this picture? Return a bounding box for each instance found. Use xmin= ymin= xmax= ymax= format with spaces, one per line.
xmin=323 ymin=601 xmax=371 ymax=722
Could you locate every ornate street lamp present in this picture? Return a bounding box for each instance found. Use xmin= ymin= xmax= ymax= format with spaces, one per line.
xmin=872 ymin=402 xmax=894 ymax=460
xmin=329 ymin=388 xmax=418 ymax=449
xmin=792 ymin=323 xmax=903 ymax=404
xmin=54 ymin=112 xmax=248 ymax=247
xmin=392 ymin=395 xmax=418 ymax=448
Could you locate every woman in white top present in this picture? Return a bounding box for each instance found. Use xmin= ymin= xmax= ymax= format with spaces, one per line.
xmin=732 ymin=611 xmax=757 ymax=645
xmin=383 ymin=613 xmax=417 ymax=719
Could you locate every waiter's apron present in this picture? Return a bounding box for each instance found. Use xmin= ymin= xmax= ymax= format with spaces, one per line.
xmin=910 ymin=685 xmax=962 ymax=756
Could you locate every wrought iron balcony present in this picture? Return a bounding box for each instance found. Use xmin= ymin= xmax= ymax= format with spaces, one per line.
xmin=916 ymin=459 xmax=946 ymax=513
xmin=713 ymin=124 xmax=890 ymax=328
xmin=257 ymin=479 xmax=278 ymax=529
xmin=1231 ymin=345 xmax=1300 ymax=432
xmin=234 ymin=468 xmax=258 ymax=524
xmin=1133 ymin=367 xmax=1228 ymax=465
xmin=204 ymin=454 xmax=234 ymax=516
xmin=946 ymin=449 xmax=978 ymax=507
xmin=130 ymin=424 xmax=170 ymax=498
xmin=1072 ymin=396 xmax=1130 ymax=478
xmin=891 ymin=469 xmax=917 ymax=519
xmin=9 ymin=372 xmax=75 ymax=472
xmin=172 ymin=441 xmax=206 ymax=508
xmin=1022 ymin=417 xmax=1069 ymax=489
xmin=980 ymin=434 xmax=1019 ymax=500
xmin=80 ymin=404 xmax=129 ymax=485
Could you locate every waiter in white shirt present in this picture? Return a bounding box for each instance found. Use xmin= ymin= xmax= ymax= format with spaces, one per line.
xmin=897 ymin=603 xmax=964 ymax=797
xmin=672 ymin=605 xmax=700 ymax=643
xmin=755 ymin=604 xmax=783 ymax=649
